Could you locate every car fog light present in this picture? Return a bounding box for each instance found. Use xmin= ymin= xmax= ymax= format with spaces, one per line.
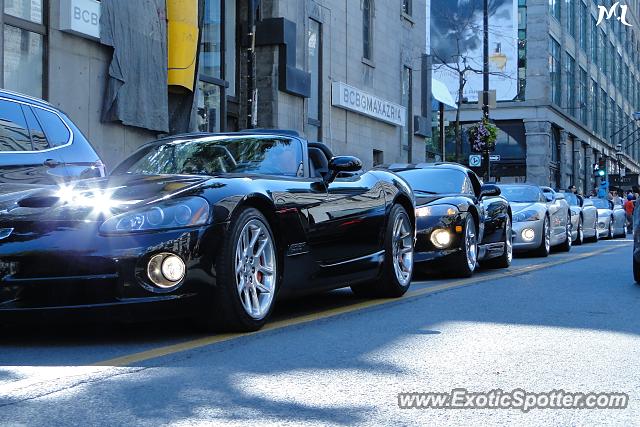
xmin=598 ymin=222 xmax=606 ymax=230
xmin=522 ymin=228 xmax=535 ymax=242
xmin=431 ymin=229 xmax=452 ymax=249
xmin=147 ymin=253 xmax=185 ymax=288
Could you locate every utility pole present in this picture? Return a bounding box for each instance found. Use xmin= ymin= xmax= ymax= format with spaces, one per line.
xmin=482 ymin=0 xmax=491 ymax=182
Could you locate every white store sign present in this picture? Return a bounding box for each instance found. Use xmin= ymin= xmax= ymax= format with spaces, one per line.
xmin=331 ymin=81 xmax=406 ymax=127
xmin=59 ymin=0 xmax=101 ymax=40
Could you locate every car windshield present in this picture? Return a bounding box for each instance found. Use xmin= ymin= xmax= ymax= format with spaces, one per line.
xmin=498 ymin=185 xmax=542 ymax=203
xmin=396 ymin=168 xmax=467 ymax=194
xmin=562 ymin=193 xmax=579 ymax=206
xmin=114 ymin=136 xmax=304 ymax=177
xmin=591 ymin=198 xmax=611 ymax=209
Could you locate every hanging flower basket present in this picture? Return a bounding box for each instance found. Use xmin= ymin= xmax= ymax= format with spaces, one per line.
xmin=468 ymin=118 xmax=498 ymax=153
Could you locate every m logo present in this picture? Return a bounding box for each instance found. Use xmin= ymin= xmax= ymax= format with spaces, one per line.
xmin=596 ymin=2 xmax=633 ymax=27
xmin=0 ymin=228 xmax=13 ymax=240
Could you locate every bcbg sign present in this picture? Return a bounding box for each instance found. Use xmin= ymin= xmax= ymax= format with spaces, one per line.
xmin=596 ymin=2 xmax=632 ymax=27
xmin=59 ymin=0 xmax=101 ymax=40
xmin=331 ymin=82 xmax=407 ymax=127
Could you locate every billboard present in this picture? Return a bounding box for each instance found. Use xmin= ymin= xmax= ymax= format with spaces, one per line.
xmin=430 ymin=0 xmax=519 ymax=103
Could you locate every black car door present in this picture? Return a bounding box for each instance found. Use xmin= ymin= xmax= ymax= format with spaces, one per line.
xmin=0 ymin=99 xmax=66 ymax=186
xmin=305 ymin=171 xmax=387 ymax=284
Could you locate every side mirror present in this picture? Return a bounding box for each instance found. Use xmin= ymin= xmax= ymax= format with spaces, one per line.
xmin=326 ymin=156 xmax=363 ymax=183
xmin=544 ymin=194 xmax=554 ymax=202
xmin=479 ymin=184 xmax=501 ymax=199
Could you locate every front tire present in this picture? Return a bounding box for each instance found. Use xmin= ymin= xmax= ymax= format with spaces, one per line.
xmin=634 ymin=258 xmax=640 ymax=283
xmin=607 ymin=219 xmax=614 ymax=239
xmin=200 ymin=208 xmax=278 ymax=332
xmin=484 ymin=216 xmax=512 ymax=269
xmin=351 ymin=204 xmax=413 ymax=298
xmin=532 ymin=216 xmax=551 ymax=257
xmin=574 ymin=217 xmax=584 ymax=246
xmin=445 ymin=215 xmax=478 ymax=277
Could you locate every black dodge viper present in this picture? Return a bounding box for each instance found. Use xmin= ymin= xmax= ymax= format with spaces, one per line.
xmin=0 ymin=131 xmax=416 ymax=331
xmin=383 ymin=163 xmax=512 ymax=277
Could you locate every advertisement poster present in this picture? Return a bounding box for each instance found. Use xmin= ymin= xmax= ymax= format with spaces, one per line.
xmin=430 ymin=0 xmax=519 ymax=102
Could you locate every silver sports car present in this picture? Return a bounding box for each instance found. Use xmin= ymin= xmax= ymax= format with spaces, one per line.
xmin=591 ymin=198 xmax=626 ymax=239
xmin=499 ymin=184 xmax=572 ymax=257
xmin=559 ymin=192 xmax=599 ymax=244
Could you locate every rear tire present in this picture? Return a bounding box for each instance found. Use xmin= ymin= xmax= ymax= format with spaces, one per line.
xmin=607 ymin=219 xmax=614 ymax=239
xmin=484 ymin=216 xmax=512 ymax=269
xmin=198 ymin=208 xmax=278 ymax=332
xmin=351 ymin=204 xmax=413 ymax=298
xmin=557 ymin=217 xmax=572 ymax=252
xmin=634 ymin=258 xmax=640 ymax=283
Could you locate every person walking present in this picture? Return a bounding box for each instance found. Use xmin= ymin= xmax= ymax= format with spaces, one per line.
xmin=625 ymin=194 xmax=635 ymax=234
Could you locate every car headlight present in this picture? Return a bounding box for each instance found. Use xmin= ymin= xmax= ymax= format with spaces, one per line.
xmin=416 ymin=205 xmax=459 ymax=217
xmin=100 ymin=197 xmax=210 ymax=234
xmin=513 ymin=209 xmax=541 ymax=222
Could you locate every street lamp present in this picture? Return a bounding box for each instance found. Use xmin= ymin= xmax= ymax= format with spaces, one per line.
xmin=616 ymin=143 xmax=626 ymax=178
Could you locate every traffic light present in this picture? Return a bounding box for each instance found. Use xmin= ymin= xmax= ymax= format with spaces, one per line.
xmin=594 ymin=158 xmax=606 ymax=178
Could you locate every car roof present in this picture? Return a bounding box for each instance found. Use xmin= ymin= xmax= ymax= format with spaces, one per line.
xmin=0 ymin=88 xmax=55 ymax=109
xmin=380 ymin=162 xmax=471 ymax=173
xmin=153 ymin=130 xmax=306 ymax=144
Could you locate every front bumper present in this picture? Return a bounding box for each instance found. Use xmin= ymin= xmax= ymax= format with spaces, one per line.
xmin=512 ymin=219 xmax=544 ymax=251
xmin=0 ymin=221 xmax=225 ymax=320
xmin=414 ymin=212 xmax=465 ymax=263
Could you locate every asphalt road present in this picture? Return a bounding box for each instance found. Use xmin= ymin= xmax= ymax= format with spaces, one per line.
xmin=1 ymin=238 xmax=639 ymax=426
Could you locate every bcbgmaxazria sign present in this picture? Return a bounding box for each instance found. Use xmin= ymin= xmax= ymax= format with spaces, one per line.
xmin=331 ymin=82 xmax=407 ymax=127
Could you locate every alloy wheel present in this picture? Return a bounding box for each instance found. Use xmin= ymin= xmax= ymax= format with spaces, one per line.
xmin=505 ymin=217 xmax=513 ymax=263
xmin=465 ymin=220 xmax=478 ymax=272
xmin=392 ymin=213 xmax=413 ymax=287
xmin=578 ymin=219 xmax=583 ymax=243
xmin=544 ymin=217 xmax=551 ymax=253
xmin=566 ymin=221 xmax=572 ymax=248
xmin=235 ymin=219 xmax=276 ymax=319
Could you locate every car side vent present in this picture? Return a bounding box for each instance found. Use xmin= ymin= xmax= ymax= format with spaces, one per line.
xmin=17 ymin=196 xmax=60 ymax=208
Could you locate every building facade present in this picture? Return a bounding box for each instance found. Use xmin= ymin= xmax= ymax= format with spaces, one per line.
xmin=444 ymin=0 xmax=640 ymax=193
xmin=0 ymin=0 xmax=428 ymax=171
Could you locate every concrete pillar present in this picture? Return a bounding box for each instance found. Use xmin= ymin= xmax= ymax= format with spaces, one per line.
xmin=524 ymin=120 xmax=552 ymax=185
xmin=559 ymin=130 xmax=569 ymax=189
xmin=584 ymin=142 xmax=593 ymax=195
xmin=573 ymin=143 xmax=582 ymax=192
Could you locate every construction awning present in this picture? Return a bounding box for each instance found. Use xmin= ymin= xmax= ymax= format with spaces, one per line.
xmin=432 ymin=78 xmax=457 ymax=108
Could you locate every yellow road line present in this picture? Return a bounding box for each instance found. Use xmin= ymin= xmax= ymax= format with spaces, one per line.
xmin=92 ymin=244 xmax=626 ymax=367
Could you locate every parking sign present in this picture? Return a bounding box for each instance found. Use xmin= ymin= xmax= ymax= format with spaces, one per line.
xmin=469 ymin=155 xmax=482 ymax=167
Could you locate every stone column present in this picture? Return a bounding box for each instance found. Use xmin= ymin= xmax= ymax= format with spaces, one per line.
xmin=585 ymin=146 xmax=594 ymax=194
xmin=559 ymin=130 xmax=569 ymax=189
xmin=524 ymin=120 xmax=552 ymax=185
xmin=573 ymin=143 xmax=583 ymax=192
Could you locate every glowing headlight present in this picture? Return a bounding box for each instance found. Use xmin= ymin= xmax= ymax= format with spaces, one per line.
xmin=416 ymin=205 xmax=459 ymax=217
xmin=513 ymin=210 xmax=541 ymax=222
xmin=521 ymin=228 xmax=535 ymax=241
xmin=100 ymin=197 xmax=210 ymax=234
xmin=431 ymin=229 xmax=452 ymax=249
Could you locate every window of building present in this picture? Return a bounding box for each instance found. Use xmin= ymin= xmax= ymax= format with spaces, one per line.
xmin=591 ymin=79 xmax=599 ymax=133
xmin=579 ymin=68 xmax=587 ymax=123
xmin=565 ymin=0 xmax=575 ymax=38
xmin=373 ymin=149 xmax=384 ymax=166
xmin=565 ymin=53 xmax=576 ymax=115
xmin=402 ymin=0 xmax=411 ymax=16
xmin=550 ymin=37 xmax=561 ymax=106
xmin=2 ymin=0 xmax=46 ymax=98
xmin=591 ymin=16 xmax=598 ymax=65
xmin=602 ymin=89 xmax=608 ymax=139
xmin=401 ymin=65 xmax=413 ymax=162
xmin=307 ymin=17 xmax=322 ymax=141
xmin=579 ymin=0 xmax=587 ymax=51
xmin=363 ymin=0 xmax=373 ymax=61
xmin=549 ymin=0 xmax=560 ymax=22
xmin=224 ymin=0 xmax=236 ymax=97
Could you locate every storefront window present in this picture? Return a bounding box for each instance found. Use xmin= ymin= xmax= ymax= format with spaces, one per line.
xmin=3 ymin=25 xmax=43 ymax=98
xmin=4 ymin=0 xmax=42 ymax=24
xmin=196 ymin=81 xmax=221 ymax=133
xmin=224 ymin=0 xmax=236 ymax=97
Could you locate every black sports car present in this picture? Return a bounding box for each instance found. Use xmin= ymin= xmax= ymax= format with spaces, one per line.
xmin=384 ymin=163 xmax=512 ymax=277
xmin=0 ymin=131 xmax=415 ymax=331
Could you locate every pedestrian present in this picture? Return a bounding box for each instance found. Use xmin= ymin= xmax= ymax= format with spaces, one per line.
xmin=568 ymin=185 xmax=577 ymax=194
xmin=613 ymin=191 xmax=624 ymax=206
xmin=625 ymin=194 xmax=635 ymax=234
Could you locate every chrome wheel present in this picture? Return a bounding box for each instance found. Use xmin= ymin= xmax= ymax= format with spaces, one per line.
xmin=609 ymin=221 xmax=614 ymax=238
xmin=505 ymin=217 xmax=513 ymax=263
xmin=544 ymin=217 xmax=551 ymax=253
xmin=578 ymin=219 xmax=584 ymax=243
xmin=235 ymin=219 xmax=276 ymax=320
xmin=392 ymin=213 xmax=413 ymax=287
xmin=566 ymin=221 xmax=572 ymax=248
xmin=465 ymin=219 xmax=478 ymax=272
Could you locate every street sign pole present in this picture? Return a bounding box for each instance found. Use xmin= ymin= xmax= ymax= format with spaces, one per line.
xmin=482 ymin=0 xmax=491 ymax=182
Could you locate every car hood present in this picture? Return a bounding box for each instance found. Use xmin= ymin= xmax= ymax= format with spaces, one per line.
xmin=597 ymin=208 xmax=612 ymax=216
xmin=0 ymin=174 xmax=210 ymax=224
xmin=509 ymin=202 xmax=542 ymax=213
xmin=415 ymin=193 xmax=469 ymax=208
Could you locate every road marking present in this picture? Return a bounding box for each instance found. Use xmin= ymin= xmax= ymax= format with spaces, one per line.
xmin=92 ymin=243 xmax=627 ymax=367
